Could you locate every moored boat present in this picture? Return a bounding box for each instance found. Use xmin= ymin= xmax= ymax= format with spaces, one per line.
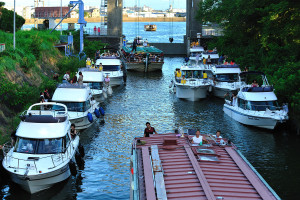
xmin=96 ymin=54 xmax=124 ymax=87
xmin=223 ymin=71 xmax=289 ymax=129
xmin=51 ymin=83 xmax=100 ymax=130
xmin=130 ymin=129 xmax=281 ymax=200
xmin=2 ymin=102 xmax=81 ymax=194
xmin=144 ymin=24 xmax=157 ymax=31
xmin=121 ymin=44 xmax=164 ymax=72
xmin=173 ymin=64 xmax=213 ymax=101
xmin=77 ymin=68 xmax=104 ymax=100
xmin=211 ymin=64 xmax=242 ymax=98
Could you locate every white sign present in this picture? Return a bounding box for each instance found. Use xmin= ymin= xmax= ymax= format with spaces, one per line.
xmin=0 ymin=43 xmax=5 ymax=52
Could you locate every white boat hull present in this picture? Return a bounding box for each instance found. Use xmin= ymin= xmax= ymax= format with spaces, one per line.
xmin=223 ymin=105 xmax=278 ymax=129
xmin=176 ymin=85 xmax=209 ymax=101
xmin=126 ymin=62 xmax=163 ymax=72
xmin=70 ymin=114 xmax=95 ymax=130
xmin=9 ymin=163 xmax=70 ymax=194
xmin=213 ymin=87 xmax=238 ymax=98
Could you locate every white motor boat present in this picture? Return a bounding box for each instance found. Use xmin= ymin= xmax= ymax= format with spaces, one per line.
xmin=2 ymin=102 xmax=81 ymax=193
xmin=174 ymin=64 xmax=213 ymax=101
xmin=223 ymin=71 xmax=289 ymax=129
xmin=211 ymin=64 xmax=242 ymax=98
xmin=96 ymin=56 xmax=124 ymax=86
xmin=77 ymin=68 xmax=104 ymax=100
xmin=51 ymin=84 xmax=100 ymax=130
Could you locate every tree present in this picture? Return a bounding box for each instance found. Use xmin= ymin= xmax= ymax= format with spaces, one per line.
xmin=197 ymin=0 xmax=300 ymax=113
xmin=0 ymin=3 xmax=25 ymax=32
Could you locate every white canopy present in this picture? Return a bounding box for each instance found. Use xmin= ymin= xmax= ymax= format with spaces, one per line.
xmin=240 ymin=91 xmax=278 ymax=101
xmin=16 ymin=121 xmax=69 ymax=139
xmin=52 ymin=88 xmax=91 ymax=102
xmin=96 ymin=58 xmax=121 ymax=66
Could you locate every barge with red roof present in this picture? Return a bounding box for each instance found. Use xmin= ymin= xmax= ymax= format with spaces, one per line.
xmin=130 ymin=130 xmax=280 ymax=200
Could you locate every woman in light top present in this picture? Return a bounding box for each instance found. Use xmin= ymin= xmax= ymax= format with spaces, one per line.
xmin=192 ymin=130 xmax=207 ymax=144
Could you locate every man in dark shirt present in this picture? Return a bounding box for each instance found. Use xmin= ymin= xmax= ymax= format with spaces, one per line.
xmin=144 ymin=122 xmax=158 ymax=137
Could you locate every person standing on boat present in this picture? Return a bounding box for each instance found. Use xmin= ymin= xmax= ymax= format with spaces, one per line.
xmin=251 ymin=80 xmax=259 ymax=87
xmin=132 ymin=39 xmax=137 ymax=52
xmin=78 ymin=72 xmax=83 ymax=85
xmin=95 ymin=50 xmax=100 ymax=60
xmin=144 ymin=122 xmax=158 ymax=137
xmin=175 ymin=69 xmax=182 ymax=83
xmin=44 ymin=89 xmax=51 ymax=102
xmin=86 ymin=57 xmax=91 ymax=68
xmin=203 ymin=57 xmax=207 ymax=65
xmin=181 ymin=75 xmax=187 ymax=84
xmin=70 ymin=124 xmax=77 ymax=139
xmin=63 ymin=71 xmax=70 ymax=83
xmin=213 ymin=130 xmax=222 ymax=139
xmin=99 ymin=63 xmax=103 ymax=71
xmin=196 ymin=53 xmax=200 ymax=65
xmin=192 ymin=130 xmax=207 ymax=145
xmin=207 ymin=55 xmax=212 ymax=65
xmin=71 ymin=73 xmax=78 ymax=84
xmin=105 ymin=74 xmax=110 ymax=85
xmin=203 ymin=71 xmax=208 ymax=79
xmin=218 ymin=54 xmax=225 ymax=64
xmin=98 ymin=27 xmax=101 ymax=36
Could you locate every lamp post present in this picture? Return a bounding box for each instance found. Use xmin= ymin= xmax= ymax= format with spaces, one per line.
xmin=13 ymin=0 xmax=16 ymax=49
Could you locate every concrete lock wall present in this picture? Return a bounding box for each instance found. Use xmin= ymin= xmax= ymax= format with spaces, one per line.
xmin=150 ymin=43 xmax=186 ymax=55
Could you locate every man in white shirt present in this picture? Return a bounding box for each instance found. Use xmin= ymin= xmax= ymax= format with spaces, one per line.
xmin=213 ymin=130 xmax=222 ymax=138
xmin=192 ymin=130 xmax=206 ymax=144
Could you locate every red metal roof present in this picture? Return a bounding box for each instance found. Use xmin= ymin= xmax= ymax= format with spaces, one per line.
xmin=132 ymin=133 xmax=279 ymax=200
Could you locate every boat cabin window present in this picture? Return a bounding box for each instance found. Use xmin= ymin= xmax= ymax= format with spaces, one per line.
xmin=52 ymin=101 xmax=91 ymax=112
xmin=237 ymin=99 xmax=279 ymax=111
xmin=64 ymin=133 xmax=71 ymax=149
xmin=215 ymin=74 xmax=238 ymax=82
xmin=249 ymin=101 xmax=279 ymax=111
xmin=15 ymin=137 xmax=64 ymax=154
xmin=102 ymin=65 xmax=120 ymax=71
xmin=182 ymin=70 xmax=204 ymax=79
xmin=85 ymin=82 xmax=103 ymax=90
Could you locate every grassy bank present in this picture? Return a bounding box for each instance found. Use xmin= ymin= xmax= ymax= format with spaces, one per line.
xmin=0 ymin=29 xmax=86 ymax=144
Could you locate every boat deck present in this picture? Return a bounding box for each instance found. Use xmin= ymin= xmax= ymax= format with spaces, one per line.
xmin=131 ymin=133 xmax=279 ymax=200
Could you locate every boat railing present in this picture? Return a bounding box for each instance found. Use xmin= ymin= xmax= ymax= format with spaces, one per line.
xmin=23 ymin=103 xmax=68 ymax=119
xmin=3 ymin=142 xmax=75 ymax=173
xmin=236 ymin=104 xmax=284 ymax=113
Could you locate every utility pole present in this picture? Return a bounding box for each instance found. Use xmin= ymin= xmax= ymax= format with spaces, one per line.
xmin=13 ymin=0 xmax=16 ymax=49
xmin=61 ymin=0 xmax=63 ymax=35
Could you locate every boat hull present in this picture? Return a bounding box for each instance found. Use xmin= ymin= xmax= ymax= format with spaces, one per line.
xmin=9 ymin=163 xmax=70 ymax=194
xmin=223 ymin=105 xmax=278 ymax=129
xmin=70 ymin=115 xmax=94 ymax=130
xmin=176 ymin=85 xmax=209 ymax=101
xmin=213 ymin=87 xmax=238 ymax=98
xmin=126 ymin=62 xmax=163 ymax=72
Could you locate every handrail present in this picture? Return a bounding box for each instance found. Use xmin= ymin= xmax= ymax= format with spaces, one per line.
xmin=3 ymin=139 xmax=77 ymax=171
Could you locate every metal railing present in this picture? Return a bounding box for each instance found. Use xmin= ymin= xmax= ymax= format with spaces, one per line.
xmin=2 ymin=141 xmax=76 ymax=173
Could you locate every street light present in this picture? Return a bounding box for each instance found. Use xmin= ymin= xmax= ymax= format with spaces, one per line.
xmin=13 ymin=0 xmax=16 ymax=49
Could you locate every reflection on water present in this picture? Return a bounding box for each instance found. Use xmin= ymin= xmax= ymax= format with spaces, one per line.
xmin=1 ymin=57 xmax=299 ymax=199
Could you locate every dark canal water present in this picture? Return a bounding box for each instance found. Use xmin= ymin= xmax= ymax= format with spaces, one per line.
xmin=1 ymin=57 xmax=299 ymax=199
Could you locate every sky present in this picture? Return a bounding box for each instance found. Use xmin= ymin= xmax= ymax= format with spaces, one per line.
xmin=1 ymin=0 xmax=185 ymax=10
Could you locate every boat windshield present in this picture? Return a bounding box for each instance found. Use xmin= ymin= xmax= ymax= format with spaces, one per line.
xmin=85 ymin=82 xmax=103 ymax=90
xmin=182 ymin=70 xmax=205 ymax=79
xmin=52 ymin=101 xmax=91 ymax=112
xmin=248 ymin=101 xmax=279 ymax=111
xmin=216 ymin=74 xmax=238 ymax=82
xmin=103 ymin=65 xmax=120 ymax=71
xmin=14 ymin=137 xmax=64 ymax=154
